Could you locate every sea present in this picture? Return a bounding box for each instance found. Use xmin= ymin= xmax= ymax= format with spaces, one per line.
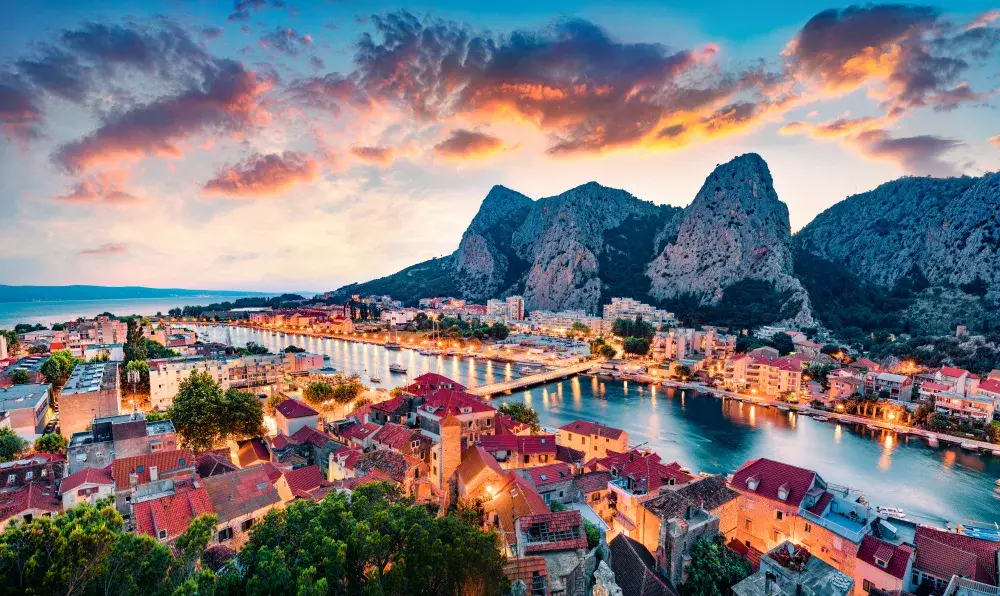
xmin=0 ymin=295 xmax=262 ymax=330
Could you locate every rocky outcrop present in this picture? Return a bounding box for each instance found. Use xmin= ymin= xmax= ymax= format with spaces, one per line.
xmin=794 ymin=175 xmax=997 ymax=290
xmin=452 ymin=185 xmax=534 ymax=301
xmin=647 ymin=153 xmax=815 ymax=327
xmin=592 ymin=561 xmax=622 ymax=596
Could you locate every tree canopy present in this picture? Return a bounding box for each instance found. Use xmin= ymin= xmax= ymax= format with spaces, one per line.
xmin=169 ymin=371 xmax=265 ymax=451
xmin=9 ymin=369 xmax=29 ymax=385
xmin=33 ymin=433 xmax=67 ymax=454
xmin=681 ymin=535 xmax=752 ymax=596
xmin=612 ymin=316 xmax=656 ymax=340
xmin=622 ymin=337 xmax=651 ymax=356
xmin=497 ymin=402 xmax=540 ymax=431
xmin=0 ymin=428 xmax=27 ymax=462
xmin=218 ymin=482 xmax=509 ymax=596
xmin=40 ymin=350 xmax=82 ymax=387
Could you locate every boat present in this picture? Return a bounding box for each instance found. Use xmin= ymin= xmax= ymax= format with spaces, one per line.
xmin=384 ymin=342 xmax=402 ymax=351
xmin=814 ymin=416 xmax=829 ymax=422
xmin=777 ymin=404 xmax=790 ymax=412
xmin=389 ymin=363 xmax=407 ymax=374
xmin=958 ymin=523 xmax=1000 ymax=542
xmin=876 ymin=506 xmax=907 ymax=521
xmin=369 ymin=355 xmax=382 ymax=383
xmin=518 ymin=365 xmax=541 ymax=375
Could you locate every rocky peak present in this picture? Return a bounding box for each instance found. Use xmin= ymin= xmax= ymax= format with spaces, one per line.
xmin=647 ymin=153 xmax=815 ymax=326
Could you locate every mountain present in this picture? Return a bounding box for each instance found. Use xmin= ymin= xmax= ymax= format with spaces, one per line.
xmin=647 ymin=153 xmax=815 ymax=327
xmin=0 ymin=285 xmax=273 ymax=303
xmin=794 ymin=172 xmax=1000 ymax=335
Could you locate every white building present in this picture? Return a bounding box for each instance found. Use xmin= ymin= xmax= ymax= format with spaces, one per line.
xmin=506 ymin=296 xmax=525 ymax=321
xmin=0 ymin=335 xmax=6 ymax=360
xmin=487 ymin=299 xmax=507 ymax=318
xmin=84 ymin=344 xmax=125 ymax=362
xmin=147 ymin=354 xmax=286 ymax=410
xmin=529 ymin=310 xmax=604 ymax=334
xmin=602 ymin=297 xmax=676 ymax=327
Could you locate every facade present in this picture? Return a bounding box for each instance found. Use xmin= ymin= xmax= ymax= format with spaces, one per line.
xmin=864 ymin=372 xmax=914 ymax=402
xmin=0 ymin=383 xmax=51 ymax=438
xmin=202 ymin=466 xmax=281 ymax=549
xmin=275 ymin=399 xmax=320 ymax=436
xmin=59 ymin=466 xmax=115 ymax=509
xmin=59 ymin=362 xmax=121 ymax=438
xmin=67 ymin=413 xmax=178 ymax=474
xmin=507 ymin=296 xmax=525 ymax=321
xmin=529 ymin=310 xmax=604 ymax=334
xmin=602 ymin=298 xmax=676 ymax=328
xmin=853 ymin=535 xmax=914 ymax=594
xmin=911 ymin=525 xmax=1000 ymax=593
xmin=517 ymin=462 xmax=575 ymax=505
xmin=722 ymin=354 xmax=804 ymax=397
xmin=478 ymin=434 xmax=558 ymax=468
xmin=558 ymin=420 xmax=628 ymax=461
xmin=934 ymin=392 xmax=996 ymax=421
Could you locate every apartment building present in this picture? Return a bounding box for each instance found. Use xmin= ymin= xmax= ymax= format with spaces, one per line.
xmin=149 ymin=354 xmax=284 ymax=409
xmin=0 ymin=383 xmax=51 ymax=438
xmin=60 ymin=362 xmax=121 ymax=438
xmin=723 ymin=354 xmax=804 ymax=397
xmin=602 ymin=297 xmax=676 ymax=327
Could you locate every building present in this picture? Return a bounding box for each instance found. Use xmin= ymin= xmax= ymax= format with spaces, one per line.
xmin=607 ymin=533 xmax=675 ymax=596
xmin=148 ymin=356 xmax=229 ymax=410
xmin=83 ymin=344 xmax=125 ymax=362
xmin=934 ymin=366 xmax=979 ymax=396
xmin=732 ymin=541 xmax=854 ymax=596
xmin=67 ymin=413 xmax=178 ymax=474
xmin=728 ymin=458 xmax=874 ymax=576
xmin=722 ymin=354 xmax=804 ymax=397
xmin=478 ymin=434 xmax=558 ymax=468
xmin=972 ymin=378 xmax=1000 ymax=416
xmin=529 ymin=310 xmax=604 ymax=335
xmin=853 ymin=534 xmax=914 ymax=594
xmin=415 ymin=388 xmax=496 ymax=442
xmin=59 ymin=362 xmax=121 ymax=438
xmin=911 ymin=525 xmax=1000 ymax=593
xmin=202 ymin=466 xmax=281 ymax=549
xmin=517 ymin=462 xmax=575 ymax=506
xmin=285 ymin=352 xmax=324 ymax=372
xmin=603 ymin=298 xmax=676 ymax=328
xmin=1 ymin=356 xmax=49 ymax=385
xmin=111 ymin=448 xmax=196 ymax=512
xmin=0 ymin=335 xmax=7 ymax=360
xmin=58 ymin=466 xmax=115 ymax=509
xmin=0 ymin=384 xmax=51 ymax=438
xmin=513 ymin=510 xmax=589 ymax=596
xmin=864 ymin=372 xmax=914 ymax=402
xmin=431 ymin=413 xmax=462 ymax=490
xmin=133 ymin=478 xmax=213 ymax=543
xmin=0 ymin=481 xmax=61 ymax=530
xmin=558 ymin=420 xmax=628 ymax=461
xmin=507 ymin=296 xmax=525 ymax=321
xmin=934 ymin=392 xmax=996 ymax=421
xmin=275 ymin=399 xmax=320 ymax=436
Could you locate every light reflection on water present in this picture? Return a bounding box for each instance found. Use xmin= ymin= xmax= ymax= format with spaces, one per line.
xmin=189 ymin=323 xmax=1000 ymax=527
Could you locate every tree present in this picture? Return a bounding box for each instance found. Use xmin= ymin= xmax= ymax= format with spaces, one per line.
xmin=598 ymin=343 xmax=617 ymax=358
xmin=770 ymin=332 xmax=795 ymax=356
xmin=612 ymin=316 xmax=655 ymax=340
xmin=571 ymin=322 xmax=591 ymax=337
xmin=303 ymin=381 xmax=334 ymax=406
xmin=675 ymin=364 xmax=692 ymax=380
xmin=820 ymin=344 xmax=841 ymax=355
xmin=0 ymin=330 xmax=18 ymax=354
xmin=332 ymin=381 xmax=364 ymax=404
xmin=13 ymin=323 xmax=45 ymax=334
xmin=220 ymin=482 xmax=508 ymax=595
xmin=497 ymin=402 xmax=540 ymax=431
xmin=124 ymin=318 xmax=147 ymax=363
xmin=40 ymin=350 xmax=83 ymax=387
xmin=169 ymin=372 xmax=265 ymax=451
xmin=0 ymin=427 xmax=28 ymax=462
xmin=488 ymin=323 xmax=510 ymax=340
xmin=243 ymin=341 xmax=269 ymax=355
xmin=33 ymin=433 xmax=67 ymax=454
xmin=144 ymin=339 xmax=177 ymax=359
xmin=9 ymin=369 xmax=29 ymax=385
xmin=622 ymin=336 xmax=651 ymax=356
xmin=681 ymin=535 xmax=752 ymax=596
xmin=283 ymin=345 xmax=306 ymax=353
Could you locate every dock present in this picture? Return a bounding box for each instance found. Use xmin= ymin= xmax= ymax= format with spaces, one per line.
xmin=469 ymin=362 xmax=595 ymax=397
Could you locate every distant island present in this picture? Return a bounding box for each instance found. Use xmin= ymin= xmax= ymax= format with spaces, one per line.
xmin=0 ymin=284 xmax=274 ymax=303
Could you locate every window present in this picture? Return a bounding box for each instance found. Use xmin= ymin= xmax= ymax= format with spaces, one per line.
xmin=804 ymin=522 xmax=812 ymax=533
xmin=863 ymin=579 xmax=873 ymax=593
xmin=178 ymin=458 xmax=186 ymax=466
xmin=24 ymin=471 xmax=32 ymax=480
xmin=158 ymin=529 xmax=168 ymax=540
xmin=775 ymin=510 xmax=783 ymax=521
xmin=136 ymin=465 xmax=144 ymax=474
xmin=6 ymin=475 xmax=13 ymax=485
xmin=241 ymin=518 xmax=255 ymax=531
xmin=218 ymin=527 xmax=234 ymax=542
xmin=771 ymin=529 xmax=782 ymax=543
xmin=591 ymin=493 xmax=600 ymax=503
xmin=744 ymin=519 xmax=752 ymax=532
xmin=581 ymin=437 xmax=586 ymax=445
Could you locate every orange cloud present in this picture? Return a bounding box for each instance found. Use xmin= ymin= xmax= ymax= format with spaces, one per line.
xmin=433 ymin=130 xmax=505 ymax=160
xmin=990 ymin=134 xmax=1000 ymax=149
xmin=79 ymin=243 xmax=127 ymax=257
xmin=54 ymin=170 xmax=142 ymax=204
xmin=350 ymin=145 xmax=396 ymax=165
xmin=202 ymin=151 xmax=319 ymax=198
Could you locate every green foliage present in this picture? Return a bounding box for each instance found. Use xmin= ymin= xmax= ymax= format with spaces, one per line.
xmin=124 ymin=359 xmax=151 ymax=394
xmin=124 ymin=318 xmax=147 ymax=363
xmin=820 ymin=344 xmax=842 ymax=355
xmin=51 ymin=323 xmax=65 ymax=331
xmin=583 ymin=519 xmax=602 ymax=550
xmin=33 ymin=433 xmax=67 ymax=454
xmin=960 ymin=276 xmax=989 ymax=297
xmin=167 ymin=294 xmax=305 ymax=318
xmin=622 ymin=336 xmax=651 ymax=356
xmin=988 ymin=422 xmax=1000 ymax=444
xmin=303 ymin=381 xmax=334 ymax=405
xmin=571 ymin=322 xmax=591 ymax=336
xmin=681 ymin=535 xmax=752 ymax=596
xmin=590 ymin=337 xmax=617 ymax=358
xmin=612 ymin=316 xmax=656 ymax=340
xmin=9 ymin=369 xmax=29 ymax=385
xmin=598 ymin=208 xmax=681 ymax=306
xmin=675 ymin=364 xmax=692 ymax=379
xmin=664 ymin=280 xmax=797 ymax=331
xmin=488 ymin=322 xmax=510 ymax=340
xmin=144 ymin=339 xmax=178 ymax=359
xmin=0 ymin=502 xmax=218 ymax=595
xmin=221 ymin=482 xmax=509 ymax=595
xmin=40 ymin=350 xmax=82 ymax=387
xmin=305 ymin=380 xmax=364 ymax=407
xmin=0 ymin=427 xmax=28 ymax=462
xmin=13 ymin=323 xmax=45 ymax=334
xmin=169 ymin=371 xmax=265 ymax=451
xmin=283 ymin=345 xmax=306 ymax=353
xmin=770 ymin=332 xmax=794 ymax=356
xmin=234 ymin=341 xmax=270 ymax=356
xmin=0 ymin=330 xmax=18 ymax=353
xmin=497 ymin=402 xmax=540 ymax=431
xmin=329 ymin=257 xmax=461 ymax=308
xmin=145 ymin=411 xmax=169 ymax=422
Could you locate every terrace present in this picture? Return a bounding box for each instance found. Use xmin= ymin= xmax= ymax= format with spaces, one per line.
xmin=800 ymin=488 xmax=872 ymax=544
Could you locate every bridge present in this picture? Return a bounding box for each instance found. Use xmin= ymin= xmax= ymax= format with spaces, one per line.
xmin=469 ymin=361 xmax=595 ymax=397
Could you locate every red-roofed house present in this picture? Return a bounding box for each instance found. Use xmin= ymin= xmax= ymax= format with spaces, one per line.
xmin=271 ymin=464 xmax=333 ymax=503
xmin=728 ymin=458 xmax=875 ymax=576
xmin=111 ymin=449 xmax=196 ymax=511
xmin=59 ymin=466 xmax=115 ymax=509
xmin=275 ymin=399 xmax=320 ymax=436
xmin=590 ymin=450 xmax=694 ymax=538
xmin=853 ymin=535 xmax=914 ymax=594
xmin=518 ymin=462 xmax=574 ymax=506
xmin=134 ymin=483 xmax=213 ymax=543
xmin=404 ymin=373 xmax=466 ymax=396
xmin=371 ymin=422 xmax=432 ymax=460
xmin=973 ymin=378 xmax=1000 ymax=413
xmin=0 ymin=481 xmax=61 ymax=530
xmin=456 ymin=445 xmax=507 ymax=502
xmin=329 ymin=445 xmax=364 ymax=481
xmin=503 ymin=557 xmax=550 ymax=596
xmin=912 ymin=525 xmax=1000 ymax=593
xmin=337 ymin=421 xmax=380 ymax=450
xmin=416 ymin=389 xmax=496 ymax=442
xmin=478 ymin=434 xmax=558 ymax=468
xmin=202 ymin=466 xmax=281 ymax=549
xmin=514 ymin=511 xmax=589 ymax=596
xmin=558 ymin=419 xmax=629 ymax=460
xmin=935 ymin=366 xmax=978 ymax=396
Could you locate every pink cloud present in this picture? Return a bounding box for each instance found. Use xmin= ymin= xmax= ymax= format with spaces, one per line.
xmin=202 ymin=150 xmax=319 ymax=197
xmin=79 ymin=243 xmax=127 ymax=256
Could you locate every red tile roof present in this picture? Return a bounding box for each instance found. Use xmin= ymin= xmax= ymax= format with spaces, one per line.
xmin=0 ymin=481 xmax=61 ymax=523
xmin=275 ymin=399 xmax=319 ymax=419
xmin=574 ymin=471 xmax=611 ymax=494
xmin=522 ymin=463 xmax=573 ymax=487
xmin=857 ymin=535 xmax=912 ymax=580
xmin=406 ymin=373 xmax=466 ymax=394
xmin=977 ymin=379 xmax=1000 ymax=394
xmin=340 ymin=421 xmax=379 ymax=442
xmin=420 ymin=389 xmax=495 ymax=417
xmin=559 ymin=419 xmax=626 ymax=440
xmin=597 ymin=450 xmax=693 ymax=493
xmin=914 ymin=525 xmax=1000 ymax=584
xmin=479 ymin=434 xmax=557 ymax=455
xmin=729 ymin=458 xmax=818 ymax=508
xmin=806 ymin=491 xmax=834 ymax=515
xmin=59 ymin=466 xmax=114 ymax=494
xmin=371 ymin=396 xmax=407 ymax=414
xmin=371 ymin=423 xmax=420 ymax=450
xmin=518 ymin=510 xmax=588 ymax=553
xmin=336 ymin=469 xmax=398 ymax=490
xmin=609 ymin=534 xmax=676 ymax=596
xmin=504 ymin=557 xmax=549 ymax=596
xmin=236 ymin=438 xmax=271 ymax=467
xmin=331 ymin=446 xmax=364 ymax=471
xmin=939 ymin=366 xmax=969 ymax=378
xmin=494 ymin=414 xmax=529 ymax=435
xmin=202 ymin=466 xmax=281 ymax=523
xmin=282 ymin=465 xmax=329 ymax=498
xmin=727 ymin=538 xmax=762 ymax=572
xmin=134 ymin=483 xmax=213 ymax=541
xmin=920 ymin=381 xmax=951 ymax=392
xmin=111 ymin=449 xmax=194 ymax=490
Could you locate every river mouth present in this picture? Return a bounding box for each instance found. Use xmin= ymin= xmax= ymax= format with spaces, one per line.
xmin=188 ymin=324 xmax=1000 ymax=528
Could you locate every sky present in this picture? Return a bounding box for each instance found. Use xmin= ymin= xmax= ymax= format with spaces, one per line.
xmin=1 ymin=1 xmax=998 ymax=293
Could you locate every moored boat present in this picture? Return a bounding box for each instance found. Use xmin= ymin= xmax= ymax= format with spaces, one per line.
xmin=876 ymin=506 xmax=907 ymax=521
xmin=389 ymin=363 xmax=407 ymax=374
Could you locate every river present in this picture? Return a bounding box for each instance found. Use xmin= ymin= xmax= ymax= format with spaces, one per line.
xmin=189 ymin=324 xmax=1000 ymax=527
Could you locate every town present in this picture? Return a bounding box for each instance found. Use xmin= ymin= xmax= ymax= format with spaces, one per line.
xmin=0 ymin=293 xmax=997 ymax=596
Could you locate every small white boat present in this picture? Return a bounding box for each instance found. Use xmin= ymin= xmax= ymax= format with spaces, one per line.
xmin=384 ymin=342 xmax=401 ymax=351
xmin=389 ymin=363 xmax=407 ymax=374
xmin=877 ymin=506 xmax=907 ymax=521
xmin=958 ymin=523 xmax=1000 ymax=542
xmin=814 ymin=416 xmax=829 ymax=422
xmin=777 ymin=404 xmax=790 ymax=412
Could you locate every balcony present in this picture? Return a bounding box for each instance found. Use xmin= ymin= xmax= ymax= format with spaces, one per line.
xmin=944 ymin=577 xmax=1000 ymax=595
xmin=800 ymin=508 xmax=869 ymax=544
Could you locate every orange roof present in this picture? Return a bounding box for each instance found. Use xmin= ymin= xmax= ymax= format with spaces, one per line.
xmin=134 ymin=482 xmax=213 ymax=541
xmin=111 ymin=449 xmax=194 ymax=490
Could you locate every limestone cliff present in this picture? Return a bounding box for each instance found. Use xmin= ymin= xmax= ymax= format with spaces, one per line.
xmin=647 ymin=153 xmax=815 ymax=327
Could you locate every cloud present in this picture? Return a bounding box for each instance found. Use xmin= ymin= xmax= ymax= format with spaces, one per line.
xmin=53 ymin=170 xmax=142 ymax=204
xmin=350 ymin=145 xmax=395 ymax=165
xmin=433 ymin=129 xmax=504 ymax=160
xmin=349 ymin=11 xmax=773 ymax=155
xmin=228 ymin=0 xmax=285 ymax=22
xmin=79 ymin=243 xmax=128 ymax=256
xmin=202 ymin=150 xmax=319 ymax=197
xmin=53 ymin=60 xmax=273 ymax=173
xmin=201 ymin=27 xmax=224 ymax=40
xmin=990 ymin=134 xmax=1000 ymax=149
xmin=259 ymin=27 xmax=312 ymax=56
xmin=0 ymin=80 xmax=42 ymax=142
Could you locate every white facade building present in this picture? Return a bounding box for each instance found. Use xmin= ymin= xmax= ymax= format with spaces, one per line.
xmin=602 ymin=297 xmax=676 ymax=327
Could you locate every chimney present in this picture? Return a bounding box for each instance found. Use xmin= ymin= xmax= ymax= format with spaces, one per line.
xmin=149 ymin=466 xmax=158 ymax=481
xmin=129 ymin=471 xmax=138 ymax=487
xmin=765 ymin=571 xmax=776 ymax=596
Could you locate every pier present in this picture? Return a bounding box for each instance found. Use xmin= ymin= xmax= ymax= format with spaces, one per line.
xmin=469 ymin=361 xmax=594 ymax=397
